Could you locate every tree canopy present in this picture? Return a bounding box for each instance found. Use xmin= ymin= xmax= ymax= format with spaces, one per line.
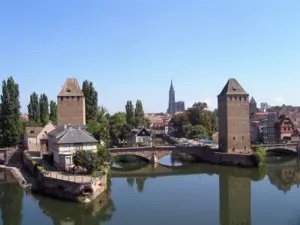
xmin=49 ymin=100 xmax=57 ymax=124
xmin=82 ymin=80 xmax=98 ymax=123
xmin=39 ymin=93 xmax=49 ymax=125
xmin=170 ymin=102 xmax=218 ymax=139
xmin=0 ymin=77 xmax=22 ymax=147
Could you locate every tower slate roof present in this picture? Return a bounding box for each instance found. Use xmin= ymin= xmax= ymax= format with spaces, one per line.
xmin=250 ymin=97 xmax=256 ymax=104
xmin=58 ymin=78 xmax=84 ymax=97
xmin=218 ymin=78 xmax=248 ymax=97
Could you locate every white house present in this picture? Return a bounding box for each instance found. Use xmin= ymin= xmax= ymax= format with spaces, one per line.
xmin=47 ymin=124 xmax=98 ymax=171
xmin=127 ymin=127 xmax=152 ymax=147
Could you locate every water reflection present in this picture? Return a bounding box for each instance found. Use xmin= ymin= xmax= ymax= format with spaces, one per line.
xmin=219 ymin=174 xmax=251 ymax=225
xmin=159 ymin=154 xmax=183 ymax=167
xmin=0 ymin=170 xmax=23 ymax=225
xmin=112 ymin=156 xmax=300 ymax=194
xmin=1 ymin=157 xmax=300 ymax=225
xmin=36 ymin=187 xmax=115 ymax=225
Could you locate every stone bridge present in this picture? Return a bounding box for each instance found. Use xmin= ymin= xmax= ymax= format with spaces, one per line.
xmin=108 ymin=146 xmax=200 ymax=163
xmin=253 ymin=143 xmax=300 ymax=155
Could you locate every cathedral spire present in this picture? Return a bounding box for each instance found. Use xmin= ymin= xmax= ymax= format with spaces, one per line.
xmin=169 ymin=79 xmax=174 ymax=93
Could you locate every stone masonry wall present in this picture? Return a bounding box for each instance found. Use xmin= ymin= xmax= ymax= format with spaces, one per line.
xmin=22 ymin=151 xmax=107 ymax=202
xmin=57 ymin=96 xmax=86 ymax=125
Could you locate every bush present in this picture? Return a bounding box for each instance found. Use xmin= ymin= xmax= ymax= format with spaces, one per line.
xmin=73 ymin=146 xmax=112 ymax=174
xmin=253 ymin=147 xmax=266 ymax=167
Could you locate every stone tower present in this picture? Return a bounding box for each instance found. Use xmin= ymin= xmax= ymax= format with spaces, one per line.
xmin=167 ymin=80 xmax=175 ymax=114
xmin=218 ymin=78 xmax=250 ymax=154
xmin=57 ymin=78 xmax=86 ymax=126
xmin=219 ymin=174 xmax=251 ymax=225
xmin=249 ymin=97 xmax=257 ymax=114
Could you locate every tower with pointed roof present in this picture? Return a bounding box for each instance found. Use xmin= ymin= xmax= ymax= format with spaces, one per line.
xmin=167 ymin=80 xmax=176 ymax=114
xmin=57 ymin=78 xmax=86 ymax=126
xmin=249 ymin=97 xmax=258 ymax=114
xmin=218 ymin=78 xmax=250 ymax=154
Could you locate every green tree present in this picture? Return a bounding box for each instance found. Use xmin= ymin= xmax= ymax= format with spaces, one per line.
xmin=87 ymin=106 xmax=110 ymax=144
xmin=73 ymin=150 xmax=100 ymax=174
xmin=97 ymin=144 xmax=112 ymax=165
xmin=125 ymin=100 xmax=135 ymax=127
xmin=170 ymin=112 xmax=189 ymax=137
xmin=28 ymin=92 xmax=40 ymax=124
xmin=183 ymin=124 xmax=209 ymax=139
xmin=192 ymin=102 xmax=208 ymax=110
xmin=0 ymin=77 xmax=22 ymax=147
xmin=109 ymin=112 xmax=129 ymax=146
xmin=49 ymin=100 xmax=57 ymax=124
xmin=82 ymin=80 xmax=98 ymax=123
xmin=39 ymin=93 xmax=49 ymax=125
xmin=134 ymin=100 xmax=144 ymax=126
xmin=171 ymin=102 xmax=217 ymax=138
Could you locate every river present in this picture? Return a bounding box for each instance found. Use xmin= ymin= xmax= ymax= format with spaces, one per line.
xmin=1 ymin=156 xmax=300 ymax=225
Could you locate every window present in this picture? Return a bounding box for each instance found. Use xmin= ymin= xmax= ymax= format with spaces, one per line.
xmin=235 ymin=97 xmax=237 ymax=100
xmin=233 ymin=136 xmax=235 ymax=140
xmin=239 ymin=97 xmax=242 ymax=101
xmin=77 ymin=96 xmax=80 ymax=100
xmin=230 ymin=97 xmax=232 ymax=101
xmin=242 ymin=136 xmax=244 ymax=140
xmin=65 ymin=157 xmax=71 ymax=165
xmin=60 ymin=97 xmax=63 ymax=101
xmin=66 ymin=96 xmax=69 ymax=100
xmin=67 ymin=88 xmax=71 ymax=92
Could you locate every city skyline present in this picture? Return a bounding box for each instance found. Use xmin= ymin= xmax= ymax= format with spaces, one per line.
xmin=1 ymin=1 xmax=300 ymax=113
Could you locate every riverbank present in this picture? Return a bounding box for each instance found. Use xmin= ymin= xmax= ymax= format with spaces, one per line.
xmin=0 ymin=150 xmax=109 ymax=204
xmin=21 ymin=150 xmax=108 ymax=203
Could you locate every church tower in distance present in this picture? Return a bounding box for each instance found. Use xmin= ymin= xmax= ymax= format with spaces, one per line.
xmin=57 ymin=78 xmax=86 ymax=126
xmin=218 ymin=78 xmax=250 ymax=154
xmin=167 ymin=80 xmax=175 ymax=114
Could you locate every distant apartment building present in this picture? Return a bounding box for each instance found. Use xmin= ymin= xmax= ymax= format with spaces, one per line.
xmin=262 ymin=112 xmax=277 ymax=144
xmin=250 ymin=121 xmax=260 ymax=144
xmin=167 ymin=80 xmax=185 ymax=114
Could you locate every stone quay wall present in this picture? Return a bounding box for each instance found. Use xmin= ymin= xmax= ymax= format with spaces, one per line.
xmin=186 ymin=146 xmax=255 ymax=167
xmin=22 ymin=151 xmax=107 ymax=203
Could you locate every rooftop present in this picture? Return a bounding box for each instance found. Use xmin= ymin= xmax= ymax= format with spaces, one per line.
xmin=218 ymin=78 xmax=248 ymax=97
xmin=26 ymin=127 xmax=43 ymax=137
xmin=48 ymin=124 xmax=98 ymax=144
xmin=58 ymin=78 xmax=84 ymax=97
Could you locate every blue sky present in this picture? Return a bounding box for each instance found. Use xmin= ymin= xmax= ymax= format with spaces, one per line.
xmin=1 ymin=0 xmax=300 ymax=113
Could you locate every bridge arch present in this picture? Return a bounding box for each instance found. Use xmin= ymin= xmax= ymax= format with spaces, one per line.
xmin=266 ymin=147 xmax=298 ymax=156
xmin=111 ymin=151 xmax=153 ymax=162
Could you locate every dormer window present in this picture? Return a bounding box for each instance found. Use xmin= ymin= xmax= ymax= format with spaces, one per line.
xmin=232 ymin=87 xmax=236 ymax=91
xmin=67 ymin=88 xmax=71 ymax=92
xmin=30 ymin=130 xmax=34 ymax=133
